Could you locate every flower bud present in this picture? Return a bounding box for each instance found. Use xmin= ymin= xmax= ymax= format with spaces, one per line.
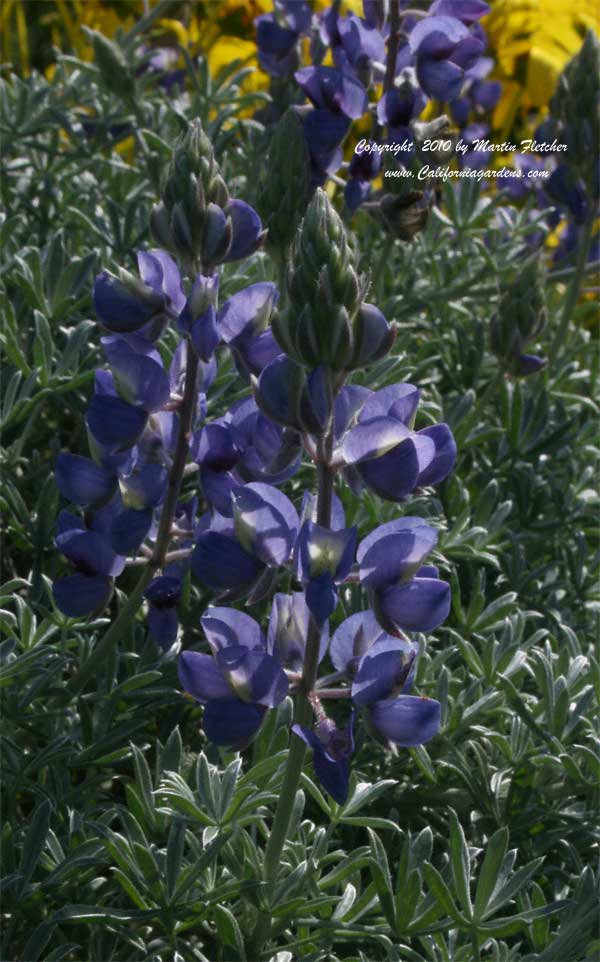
xmin=88 ymin=30 xmax=136 ymax=100
xmin=491 ymin=257 xmax=547 ymax=377
xmin=151 ymin=120 xmax=231 ymax=270
xmin=274 ymin=188 xmax=365 ymax=369
xmin=550 ymin=31 xmax=600 ymax=189
xmin=257 ymin=108 xmax=311 ymax=255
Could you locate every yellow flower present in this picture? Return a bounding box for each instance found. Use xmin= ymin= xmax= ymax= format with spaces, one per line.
xmin=484 ymin=0 xmax=599 ymax=112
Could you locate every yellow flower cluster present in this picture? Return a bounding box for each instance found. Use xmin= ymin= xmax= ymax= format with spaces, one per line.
xmin=3 ymin=0 xmax=598 ymax=129
xmin=482 ymin=0 xmax=599 ymax=132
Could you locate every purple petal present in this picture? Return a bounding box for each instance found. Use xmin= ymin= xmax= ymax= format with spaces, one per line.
xmin=334 ymin=385 xmax=371 ymax=439
xmin=293 ymin=724 xmax=352 ymax=804
xmin=359 ymin=384 xmax=421 ymax=426
xmin=352 ymin=637 xmax=417 ymax=706
xmin=296 ymin=522 xmax=357 ymax=583
xmin=231 ymin=329 xmax=283 ymax=379
xmin=53 ymin=573 xmax=113 ymax=618
xmin=121 ymin=463 xmax=168 ymax=510
xmin=409 ymin=16 xmax=469 ymax=55
xmin=148 ymin=606 xmax=179 ymax=650
xmin=515 ymin=353 xmax=547 ymax=376
xmin=55 ymin=529 xmax=124 ymax=577
xmin=352 ymin=303 xmax=393 ymax=364
xmin=416 ymin=424 xmax=456 ymax=486
xmin=267 ymin=591 xmax=328 ymax=669
xmin=194 ymin=423 xmax=240 ymax=470
xmin=178 ymin=650 xmax=232 ymax=702
xmin=450 ymin=34 xmax=485 ymax=71
xmin=203 ymin=697 xmax=267 ymax=747
xmin=295 ymin=66 xmax=367 ymax=119
xmin=255 ymin=354 xmax=306 ymax=429
xmin=86 ymin=394 xmax=148 ymax=451
xmin=201 ymin=606 xmax=264 ymax=655
xmin=342 ymin=417 xmax=411 ymax=464
xmin=56 ymin=510 xmax=85 ymax=535
xmin=216 ymin=646 xmax=288 ymax=707
xmin=357 ymin=517 xmax=438 ymax=589
xmin=145 ymin=576 xmax=181 ymax=607
xmin=378 ymin=577 xmax=451 ymax=633
xmin=417 ymin=55 xmax=464 ymax=101
xmin=223 ymin=200 xmax=263 ymax=262
xmin=357 ymin=436 xmax=421 ymax=501
xmin=190 ymin=305 xmax=219 ymax=362
xmin=338 ymin=13 xmax=385 ymax=66
xmin=218 ymin=282 xmax=279 ymax=344
xmin=329 ymin=609 xmax=386 ymax=673
xmin=102 ymin=334 xmax=162 ymax=366
xmin=231 ymin=482 xmax=299 ymax=566
xmin=200 ymin=466 xmax=238 ymax=516
xmin=137 ymin=249 xmax=185 ymax=314
xmin=109 ymin=507 xmax=153 ymax=555
xmin=369 ymin=694 xmax=441 ymax=746
xmin=306 ymin=573 xmax=338 ymax=626
xmin=430 ymin=0 xmax=490 ymax=25
xmin=55 ymin=453 xmax=117 ymax=508
xmin=93 ymin=270 xmax=163 ymax=334
xmin=191 ymin=531 xmax=262 ymax=590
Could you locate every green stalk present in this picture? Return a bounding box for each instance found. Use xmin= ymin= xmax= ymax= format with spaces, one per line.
xmin=250 ymin=438 xmax=334 ymax=955
xmin=550 ymin=214 xmax=595 ymax=362
xmin=67 ymin=345 xmax=200 ymax=697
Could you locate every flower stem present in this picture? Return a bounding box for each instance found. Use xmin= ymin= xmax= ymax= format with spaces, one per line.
xmin=550 ymin=213 xmax=595 ymax=362
xmin=67 ymin=343 xmax=199 ymax=696
xmin=250 ymin=439 xmax=335 ymax=954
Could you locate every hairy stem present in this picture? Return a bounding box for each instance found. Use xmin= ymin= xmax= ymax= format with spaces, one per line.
xmin=67 ymin=344 xmax=199 ymax=696
xmin=250 ymin=437 xmax=335 ymax=954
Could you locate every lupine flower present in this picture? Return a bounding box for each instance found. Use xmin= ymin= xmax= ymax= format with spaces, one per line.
xmin=377 ymin=77 xmax=426 ymax=144
xmin=226 ymin=398 xmax=302 ymax=486
xmin=217 ymin=282 xmax=281 ymax=378
xmin=102 ymin=335 xmax=171 ymax=412
xmin=55 ymin=453 xmax=117 ymax=508
xmin=255 ymin=1 xmax=312 ymax=77
xmin=409 ymin=15 xmax=485 ymax=102
xmin=53 ymin=513 xmax=124 ymax=617
xmin=345 ymin=143 xmax=382 ymax=212
xmin=254 ymin=355 xmax=333 ymax=435
xmin=545 ymin=166 xmax=588 ymax=224
xmin=178 ymin=606 xmax=288 ymax=747
xmin=191 ymin=483 xmax=300 ymax=600
xmin=93 ymin=249 xmax=185 ymax=339
xmin=295 ymin=66 xmax=368 ymax=121
xmin=295 ymin=521 xmax=357 ymax=625
xmin=223 ymin=200 xmax=266 ymax=262
xmin=144 ymin=576 xmax=181 ymax=649
xmin=330 ymin=609 xmax=441 ymax=747
xmin=268 ymin=592 xmax=329 ymax=671
xmin=178 ymin=272 xmax=220 ymax=361
xmin=357 ymin=518 xmax=451 ymax=635
xmin=335 ymin=14 xmax=386 ymax=79
xmin=340 ymin=384 xmax=456 ymax=502
xmin=293 ymin=715 xmax=355 ymax=804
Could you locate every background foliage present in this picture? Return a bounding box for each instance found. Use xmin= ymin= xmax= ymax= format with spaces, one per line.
xmin=1 ymin=3 xmax=599 ymax=960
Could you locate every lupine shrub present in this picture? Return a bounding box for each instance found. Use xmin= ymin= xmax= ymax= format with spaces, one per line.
xmin=1 ymin=4 xmax=598 ymax=962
